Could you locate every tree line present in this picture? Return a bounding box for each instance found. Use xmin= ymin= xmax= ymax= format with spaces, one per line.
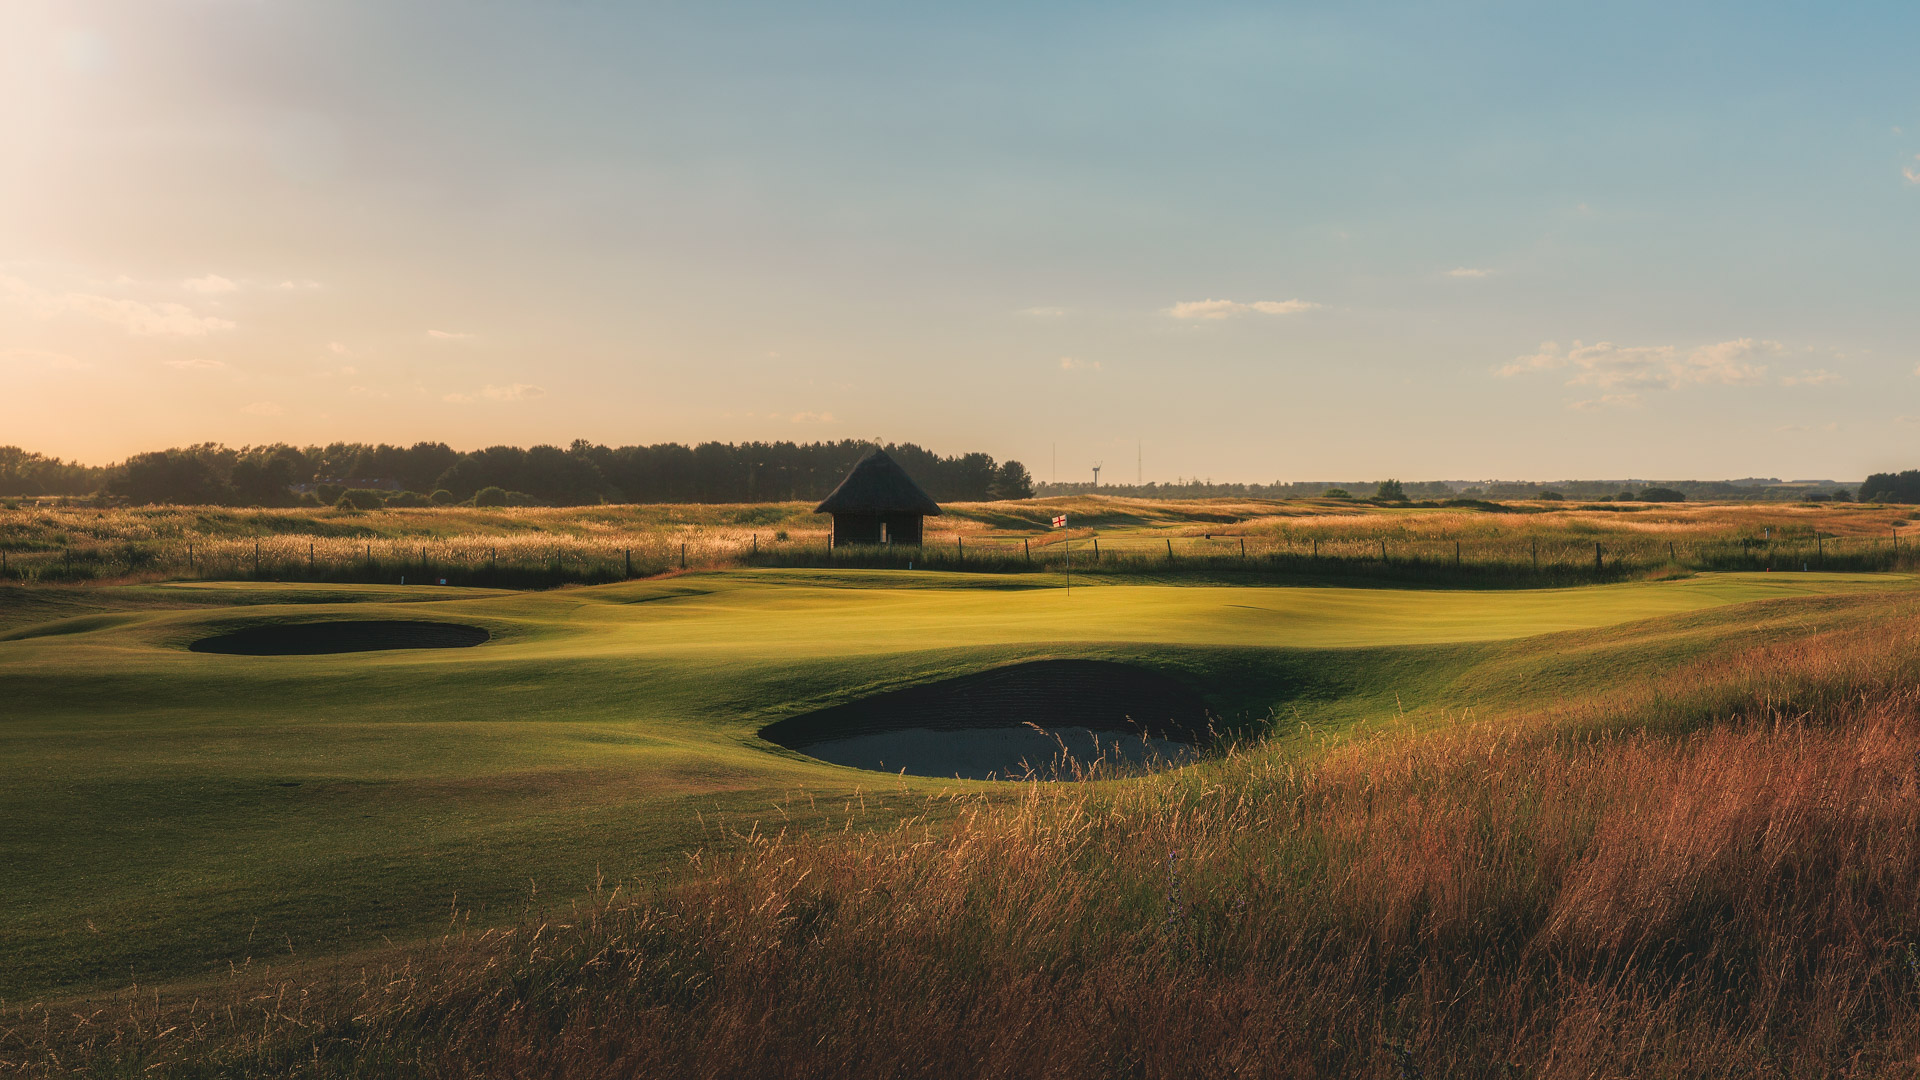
xmin=0 ymin=441 xmax=1035 ymax=507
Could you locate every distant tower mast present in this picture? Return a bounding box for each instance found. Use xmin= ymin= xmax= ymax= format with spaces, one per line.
xmin=1091 ymin=462 xmax=1102 ymax=489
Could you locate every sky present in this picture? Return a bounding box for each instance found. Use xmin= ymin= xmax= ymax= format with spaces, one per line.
xmin=3 ymin=1 xmax=1918 ymax=482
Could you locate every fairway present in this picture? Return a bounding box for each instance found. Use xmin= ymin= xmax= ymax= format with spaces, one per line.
xmin=0 ymin=568 xmax=1903 ymax=999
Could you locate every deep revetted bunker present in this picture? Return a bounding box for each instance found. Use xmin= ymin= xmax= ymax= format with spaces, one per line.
xmin=189 ymin=620 xmax=490 ymax=655
xmin=760 ymin=659 xmax=1210 ymax=781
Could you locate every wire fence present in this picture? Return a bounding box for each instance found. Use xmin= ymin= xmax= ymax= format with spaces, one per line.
xmin=2 ymin=528 xmax=1913 ymax=588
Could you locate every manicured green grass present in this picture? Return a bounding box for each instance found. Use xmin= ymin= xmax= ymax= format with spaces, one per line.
xmin=0 ymin=568 xmax=1907 ymax=1000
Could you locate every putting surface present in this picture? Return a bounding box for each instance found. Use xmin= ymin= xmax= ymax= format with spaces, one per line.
xmin=0 ymin=568 xmax=1905 ymax=998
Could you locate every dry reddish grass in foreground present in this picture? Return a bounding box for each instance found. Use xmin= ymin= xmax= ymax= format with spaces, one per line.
xmin=11 ymin=612 xmax=1920 ymax=1078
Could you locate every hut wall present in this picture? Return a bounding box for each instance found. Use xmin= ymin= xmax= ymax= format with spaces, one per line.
xmin=832 ymin=513 xmax=883 ymax=547
xmin=882 ymin=513 xmax=924 ymax=546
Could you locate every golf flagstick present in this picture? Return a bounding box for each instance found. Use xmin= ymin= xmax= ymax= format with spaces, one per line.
xmin=1052 ymin=513 xmax=1069 ymax=592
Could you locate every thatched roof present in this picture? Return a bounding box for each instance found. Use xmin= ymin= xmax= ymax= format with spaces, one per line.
xmin=815 ymin=449 xmax=942 ymax=516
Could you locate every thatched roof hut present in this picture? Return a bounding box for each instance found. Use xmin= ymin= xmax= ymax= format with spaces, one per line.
xmin=816 ymin=449 xmax=941 ymax=547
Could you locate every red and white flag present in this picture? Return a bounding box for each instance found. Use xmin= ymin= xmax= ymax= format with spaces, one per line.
xmin=1051 ymin=514 xmax=1067 ymax=528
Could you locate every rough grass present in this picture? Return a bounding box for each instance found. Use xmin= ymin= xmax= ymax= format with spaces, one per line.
xmin=8 ymin=593 xmax=1920 ymax=1076
xmin=5 ymin=497 xmax=1917 ymax=587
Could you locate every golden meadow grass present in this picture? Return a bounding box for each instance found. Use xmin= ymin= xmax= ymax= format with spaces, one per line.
xmin=4 ymin=497 xmax=1917 ymax=587
xmin=9 ymin=593 xmax=1920 ymax=1078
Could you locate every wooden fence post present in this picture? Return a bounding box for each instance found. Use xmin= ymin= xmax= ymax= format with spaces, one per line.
xmin=1531 ymin=538 xmax=1537 ymax=571
xmin=680 ymin=542 xmax=686 ymax=570
xmin=1166 ymin=538 xmax=1174 ymax=563
xmin=188 ymin=543 xmax=194 ymax=568
xmin=1241 ymin=537 xmax=1247 ymax=560
xmin=1024 ymin=538 xmax=1030 ymax=562
xmin=1093 ymin=538 xmax=1100 ymax=560
xmin=309 ymin=542 xmax=314 ymax=573
xmin=1455 ymin=540 xmax=1460 ymax=566
xmin=1594 ymin=541 xmax=1602 ymax=573
xmin=254 ymin=540 xmax=260 ymax=577
xmin=625 ymin=547 xmax=632 ymax=578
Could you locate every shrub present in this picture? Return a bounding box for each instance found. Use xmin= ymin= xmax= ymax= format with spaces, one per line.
xmin=1323 ymin=488 xmax=1352 ymax=499
xmin=383 ymin=491 xmax=431 ymax=508
xmin=316 ymin=484 xmax=345 ymax=504
xmin=473 ymin=486 xmax=509 ymax=508
xmin=1859 ymin=470 xmax=1920 ymax=503
xmin=774 ymin=530 xmax=791 ymax=542
xmin=1538 ymin=490 xmax=1565 ymax=501
xmin=296 ymin=491 xmax=324 ymax=507
xmin=1373 ymin=478 xmax=1407 ymax=501
xmin=1638 ymin=486 xmax=1687 ymax=502
xmin=334 ymin=489 xmax=386 ymax=511
xmin=430 ymin=489 xmax=456 ymax=505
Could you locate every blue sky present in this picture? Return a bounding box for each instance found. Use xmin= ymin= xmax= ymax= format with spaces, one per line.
xmin=3 ymin=1 xmax=1917 ymax=480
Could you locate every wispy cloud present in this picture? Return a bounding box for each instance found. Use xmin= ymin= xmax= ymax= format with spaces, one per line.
xmin=443 ymin=383 xmax=544 ymax=404
xmin=426 ymin=329 xmax=476 ymax=341
xmin=165 ymin=357 xmax=227 ymax=371
xmin=2 ymin=276 xmax=236 ymax=336
xmin=1168 ymin=298 xmax=1319 ymax=320
xmin=1781 ymin=368 xmax=1844 ymax=387
xmin=240 ymin=401 xmax=285 ymax=416
xmin=790 ymin=410 xmax=836 ymax=423
xmin=1501 ymin=338 xmax=1778 ymax=390
xmin=180 ymin=274 xmax=237 ymax=294
xmin=1023 ymin=306 xmax=1067 ymax=317
xmin=1446 ymin=267 xmax=1494 ymax=278
xmin=1569 ymin=393 xmax=1642 ymax=411
xmin=1058 ymin=356 xmax=1100 ymax=371
xmin=3 ymin=347 xmax=90 ymax=371
xmin=1905 ymin=155 xmax=1920 ymax=184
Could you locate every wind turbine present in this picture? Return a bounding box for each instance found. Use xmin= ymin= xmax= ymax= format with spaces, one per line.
xmin=1091 ymin=462 xmax=1102 ymax=489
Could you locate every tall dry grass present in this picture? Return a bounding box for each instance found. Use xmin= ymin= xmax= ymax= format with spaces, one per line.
xmin=11 ymin=601 xmax=1920 ymax=1077
xmin=4 ymin=498 xmax=1916 ymax=586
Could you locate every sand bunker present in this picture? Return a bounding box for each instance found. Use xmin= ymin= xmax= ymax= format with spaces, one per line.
xmin=189 ymin=620 xmax=490 ymax=655
xmin=761 ymin=659 xmax=1209 ymax=781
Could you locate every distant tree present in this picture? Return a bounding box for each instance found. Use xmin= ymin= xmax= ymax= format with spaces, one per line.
xmin=429 ymin=489 xmax=456 ymax=505
xmin=230 ymin=447 xmax=303 ymax=505
xmin=1638 ymin=487 xmax=1686 ymax=502
xmin=1323 ymin=488 xmax=1352 ymax=499
xmin=1374 ymin=479 xmax=1407 ymax=501
xmin=108 ymin=448 xmax=234 ymax=505
xmin=1537 ymin=490 xmax=1565 ymax=501
xmin=334 ymin=489 xmax=386 ymax=510
xmin=472 ymin=486 xmax=509 ymax=507
xmin=1859 ymin=471 xmax=1920 ymax=503
xmin=0 ymin=446 xmax=104 ymax=496
xmin=989 ymin=461 xmax=1034 ymax=500
xmin=1832 ymin=489 xmax=1854 ymax=502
